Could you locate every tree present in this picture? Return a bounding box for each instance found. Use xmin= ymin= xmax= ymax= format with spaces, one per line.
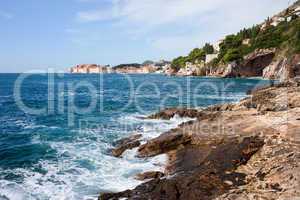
xmin=208 ymin=58 xmax=219 ymax=67
xmin=142 ymin=60 xmax=154 ymax=65
xmin=171 ymin=56 xmax=188 ymax=70
xmin=188 ymin=48 xmax=206 ymax=63
xmin=203 ymin=43 xmax=214 ymax=54
xmin=291 ymin=14 xmax=299 ymax=21
xmin=223 ymin=49 xmax=242 ymax=63
xmin=253 ymin=26 xmax=283 ymax=49
xmin=250 ymin=25 xmax=261 ymax=39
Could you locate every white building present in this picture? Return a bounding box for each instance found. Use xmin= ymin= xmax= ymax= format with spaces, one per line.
xmin=271 ymin=16 xmax=285 ymax=27
xmin=70 ymin=64 xmax=110 ymax=73
xmin=176 ymin=62 xmax=198 ymax=76
xmin=242 ymin=38 xmax=251 ymax=45
xmin=294 ymin=7 xmax=300 ymax=16
xmin=213 ymin=39 xmax=223 ymax=52
xmin=205 ymin=54 xmax=218 ymax=64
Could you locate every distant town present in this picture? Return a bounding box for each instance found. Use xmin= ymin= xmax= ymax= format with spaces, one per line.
xmin=70 ymin=60 xmax=174 ymax=75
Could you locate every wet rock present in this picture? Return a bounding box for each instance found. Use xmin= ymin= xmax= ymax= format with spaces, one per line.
xmin=148 ymin=108 xmax=200 ymax=120
xmin=100 ymin=83 xmax=300 ymax=200
xmin=112 ymin=140 xmax=141 ymax=157
xmin=113 ymin=134 xmax=142 ymax=146
xmin=148 ymin=107 xmax=222 ymax=124
xmin=134 ymin=171 xmax=165 ymax=181
xmin=137 ymin=132 xmax=192 ymax=158
xmin=100 ymin=136 xmax=264 ymax=200
xmin=99 ymin=190 xmax=131 ymax=200
xmin=111 ymin=134 xmax=142 ymax=157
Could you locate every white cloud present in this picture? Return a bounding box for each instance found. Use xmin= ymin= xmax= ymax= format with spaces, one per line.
xmin=77 ymin=0 xmax=225 ymax=25
xmin=76 ymin=0 xmax=295 ymax=55
xmin=77 ymin=0 xmax=293 ymax=26
xmin=0 ymin=11 xmax=13 ymax=19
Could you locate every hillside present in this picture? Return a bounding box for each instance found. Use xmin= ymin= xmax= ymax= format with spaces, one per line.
xmin=170 ymin=1 xmax=300 ymax=81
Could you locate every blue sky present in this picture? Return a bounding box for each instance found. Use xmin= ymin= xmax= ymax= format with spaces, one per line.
xmin=0 ymin=0 xmax=296 ymax=72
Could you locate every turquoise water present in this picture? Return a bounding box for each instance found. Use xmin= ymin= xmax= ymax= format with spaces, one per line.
xmin=0 ymin=73 xmax=273 ymax=199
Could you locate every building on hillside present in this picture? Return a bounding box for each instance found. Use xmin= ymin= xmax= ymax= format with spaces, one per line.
xmin=205 ymin=54 xmax=218 ymax=64
xmin=261 ymin=21 xmax=269 ymax=30
xmin=151 ymin=60 xmax=171 ymax=74
xmin=70 ymin=64 xmax=110 ymax=73
xmin=87 ymin=65 xmax=102 ymax=73
xmin=293 ymin=7 xmax=300 ymax=16
xmin=156 ymin=63 xmax=171 ymax=74
xmin=271 ymin=16 xmax=285 ymax=27
xmin=155 ymin=60 xmax=171 ymax=67
xmin=242 ymin=38 xmax=251 ymax=45
xmin=176 ymin=62 xmax=198 ymax=76
xmin=213 ymin=40 xmax=223 ymax=52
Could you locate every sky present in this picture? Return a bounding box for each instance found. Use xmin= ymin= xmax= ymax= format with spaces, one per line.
xmin=0 ymin=0 xmax=296 ymax=72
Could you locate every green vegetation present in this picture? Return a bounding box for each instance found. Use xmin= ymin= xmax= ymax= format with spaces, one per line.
xmin=171 ymin=43 xmax=214 ymax=69
xmin=171 ymin=56 xmax=188 ymax=71
xmin=218 ymin=17 xmax=300 ymax=64
xmin=203 ymin=43 xmax=214 ymax=54
xmin=223 ymin=49 xmax=242 ymax=63
xmin=188 ymin=48 xmax=206 ymax=62
xmin=171 ymin=14 xmax=300 ymax=71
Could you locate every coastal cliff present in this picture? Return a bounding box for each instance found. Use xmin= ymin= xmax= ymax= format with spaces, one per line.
xmin=215 ymin=51 xmax=300 ymax=81
xmin=70 ymin=2 xmax=300 ymax=80
xmin=169 ymin=1 xmax=300 ymax=80
xmin=100 ymin=80 xmax=300 ymax=200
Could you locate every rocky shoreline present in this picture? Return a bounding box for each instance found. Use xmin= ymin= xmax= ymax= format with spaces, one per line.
xmin=100 ymin=80 xmax=300 ymax=200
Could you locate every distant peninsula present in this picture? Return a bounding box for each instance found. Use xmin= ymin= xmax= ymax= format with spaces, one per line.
xmin=70 ymin=60 xmax=172 ymax=74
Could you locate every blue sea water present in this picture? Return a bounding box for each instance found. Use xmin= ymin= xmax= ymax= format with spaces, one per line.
xmin=0 ymin=73 xmax=273 ymax=200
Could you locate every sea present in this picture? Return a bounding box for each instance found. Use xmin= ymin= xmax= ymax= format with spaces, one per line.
xmin=0 ymin=73 xmax=273 ymax=200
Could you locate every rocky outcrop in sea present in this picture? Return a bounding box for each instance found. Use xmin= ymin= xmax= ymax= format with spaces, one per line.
xmin=101 ymin=80 xmax=300 ymax=200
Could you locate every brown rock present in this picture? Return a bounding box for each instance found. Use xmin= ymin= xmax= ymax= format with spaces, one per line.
xmin=137 ymin=132 xmax=192 ymax=158
xmin=113 ymin=134 xmax=142 ymax=146
xmin=100 ymin=136 xmax=264 ymax=200
xmin=111 ymin=134 xmax=142 ymax=157
xmin=263 ymin=54 xmax=300 ymax=81
xmin=99 ymin=190 xmax=131 ymax=200
xmin=134 ymin=171 xmax=165 ymax=181
xmin=223 ymin=49 xmax=276 ymax=78
xmin=148 ymin=108 xmax=200 ymax=120
xmin=112 ymin=141 xmax=141 ymax=157
xmin=238 ymin=82 xmax=300 ymax=112
xmin=100 ymin=83 xmax=300 ymax=200
xmin=148 ymin=107 xmax=221 ymax=124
